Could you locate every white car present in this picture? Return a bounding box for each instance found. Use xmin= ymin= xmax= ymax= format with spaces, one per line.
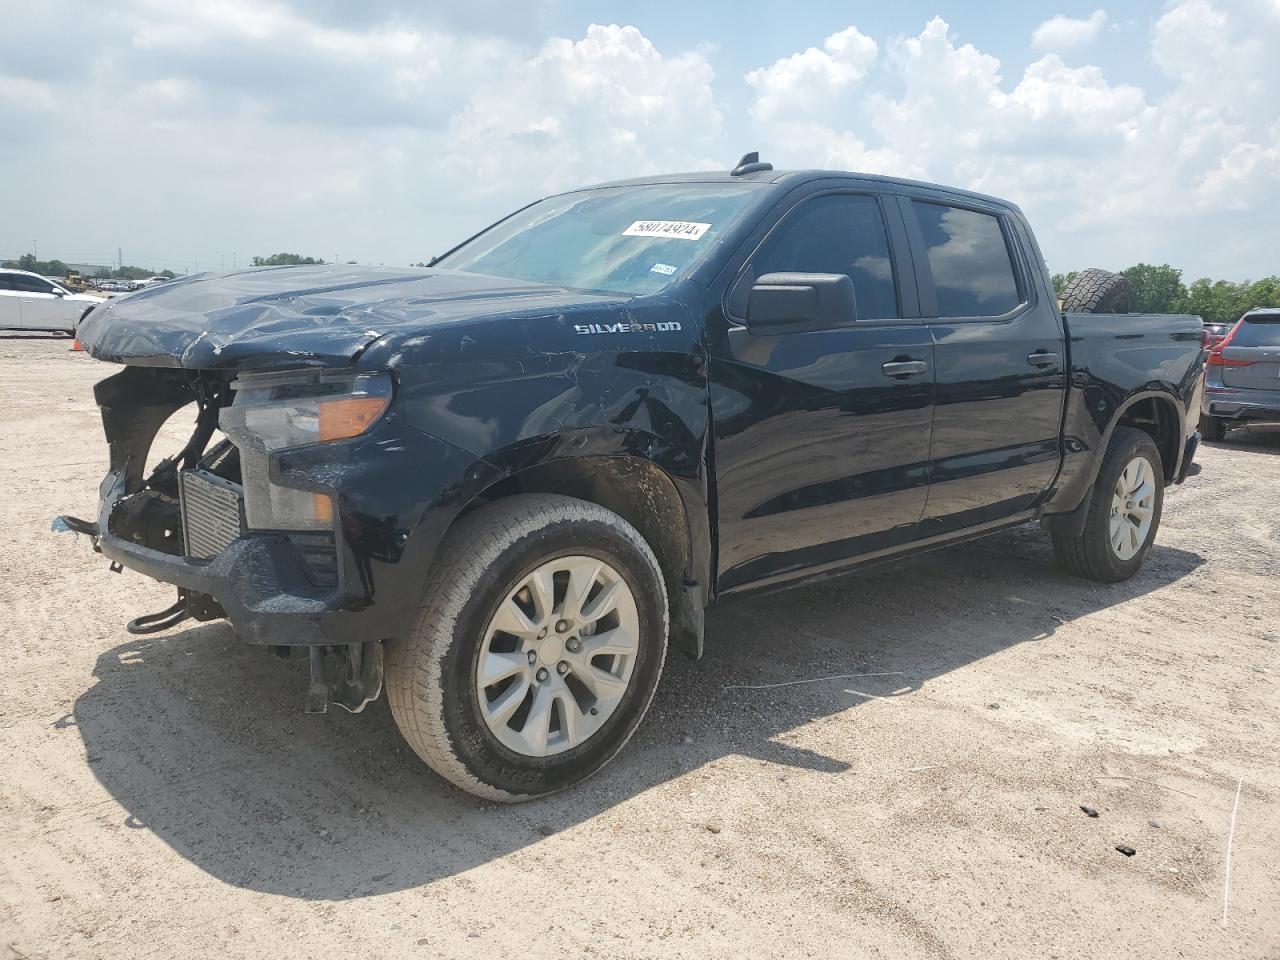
xmin=0 ymin=269 xmax=106 ymax=334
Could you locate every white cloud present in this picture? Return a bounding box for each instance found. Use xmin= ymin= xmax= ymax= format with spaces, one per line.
xmin=1 ymin=2 xmax=1277 ymax=281
xmin=1031 ymin=10 xmax=1108 ymax=52
xmin=745 ymin=26 xmax=877 ymax=123
xmin=446 ymin=24 xmax=722 ymax=197
xmin=0 ymin=7 xmax=724 ymax=270
xmin=745 ymin=6 xmax=1280 ymax=278
xmin=0 ymin=75 xmax=57 ymax=109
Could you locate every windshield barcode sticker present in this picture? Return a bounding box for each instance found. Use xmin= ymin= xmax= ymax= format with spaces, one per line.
xmin=623 ymin=220 xmax=711 ymax=241
xmin=650 ymin=262 xmax=677 ymax=275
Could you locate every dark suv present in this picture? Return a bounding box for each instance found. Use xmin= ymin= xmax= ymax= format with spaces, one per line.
xmin=1201 ymin=308 xmax=1280 ymax=440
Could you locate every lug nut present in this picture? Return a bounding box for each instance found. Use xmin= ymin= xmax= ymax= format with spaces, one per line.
xmin=566 ymin=637 xmax=582 ymax=653
xmin=556 ymin=661 xmax=569 ymax=676
xmin=537 ymin=627 xmax=548 ymax=640
xmin=555 ymin=619 xmax=570 ymax=633
xmin=536 ymin=667 xmax=549 ymax=683
xmin=527 ymin=650 xmax=537 ymax=665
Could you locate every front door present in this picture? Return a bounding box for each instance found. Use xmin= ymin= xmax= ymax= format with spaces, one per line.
xmin=901 ymin=197 xmax=1067 ymax=535
xmin=11 ymin=274 xmax=71 ymax=331
xmin=709 ymin=191 xmax=934 ymax=593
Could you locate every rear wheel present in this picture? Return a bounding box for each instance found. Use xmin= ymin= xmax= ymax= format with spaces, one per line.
xmin=1052 ymin=427 xmax=1164 ymax=583
xmin=1060 ymin=268 xmax=1131 ymax=314
xmin=385 ymin=494 xmax=668 ymax=801
xmin=1199 ymin=413 xmax=1227 ymax=442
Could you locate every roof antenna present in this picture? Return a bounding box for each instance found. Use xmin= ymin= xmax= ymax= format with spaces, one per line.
xmin=731 ymin=151 xmax=773 ymax=176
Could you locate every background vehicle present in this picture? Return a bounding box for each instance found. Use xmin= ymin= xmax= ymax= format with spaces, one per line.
xmin=0 ymin=268 xmax=104 ymax=333
xmin=93 ymin=279 xmax=136 ymax=293
xmin=64 ymin=158 xmax=1204 ymax=800
xmin=1200 ymin=308 xmax=1280 ymax=440
xmin=1203 ymin=321 xmax=1231 ymax=349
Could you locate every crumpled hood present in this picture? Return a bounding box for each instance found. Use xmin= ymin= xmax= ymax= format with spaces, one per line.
xmin=77 ymin=264 xmax=616 ymax=369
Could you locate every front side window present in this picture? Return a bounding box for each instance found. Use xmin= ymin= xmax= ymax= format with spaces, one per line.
xmin=748 ymin=193 xmax=899 ymax=320
xmin=912 ymin=201 xmax=1021 ymax=317
xmin=435 ymin=184 xmax=761 ymax=296
xmin=9 ymin=274 xmax=55 ymax=294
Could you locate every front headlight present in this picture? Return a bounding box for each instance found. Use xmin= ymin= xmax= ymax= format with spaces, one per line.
xmin=220 ymin=370 xmax=392 ymax=530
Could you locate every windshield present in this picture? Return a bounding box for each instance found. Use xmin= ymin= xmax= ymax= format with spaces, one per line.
xmin=435 ymin=184 xmax=761 ymax=296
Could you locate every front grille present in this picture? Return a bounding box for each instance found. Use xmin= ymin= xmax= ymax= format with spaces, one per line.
xmin=179 ymin=469 xmax=245 ymax=559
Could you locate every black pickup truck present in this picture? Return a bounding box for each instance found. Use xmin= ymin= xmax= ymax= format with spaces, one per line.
xmin=65 ymin=155 xmax=1204 ymax=800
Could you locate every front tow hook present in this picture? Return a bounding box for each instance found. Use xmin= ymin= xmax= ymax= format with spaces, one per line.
xmin=127 ymin=592 xmax=196 ymax=635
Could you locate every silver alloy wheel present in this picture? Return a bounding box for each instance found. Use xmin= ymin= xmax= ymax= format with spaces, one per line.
xmin=475 ymin=555 xmax=640 ymax=757
xmin=1109 ymin=455 xmax=1156 ymax=561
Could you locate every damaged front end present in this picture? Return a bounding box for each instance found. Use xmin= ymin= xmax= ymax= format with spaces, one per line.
xmin=59 ymin=363 xmax=488 ymax=714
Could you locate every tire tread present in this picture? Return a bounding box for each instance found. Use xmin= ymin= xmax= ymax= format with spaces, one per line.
xmin=1060 ymin=268 xmax=1131 ymax=314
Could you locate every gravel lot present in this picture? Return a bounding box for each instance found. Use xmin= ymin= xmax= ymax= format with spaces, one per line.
xmin=2 ymin=333 xmax=1277 ymax=960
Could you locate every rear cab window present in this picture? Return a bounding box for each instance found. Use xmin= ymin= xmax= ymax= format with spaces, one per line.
xmin=911 ymin=201 xmax=1021 ymax=317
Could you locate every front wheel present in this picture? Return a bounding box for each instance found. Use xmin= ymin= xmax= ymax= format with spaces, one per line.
xmin=385 ymin=494 xmax=669 ymax=801
xmin=1051 ymin=427 xmax=1164 ymax=583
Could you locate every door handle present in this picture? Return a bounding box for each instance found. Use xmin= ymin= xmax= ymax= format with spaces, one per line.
xmin=881 ymin=360 xmax=929 ymax=379
xmin=1027 ymin=351 xmax=1060 ymax=368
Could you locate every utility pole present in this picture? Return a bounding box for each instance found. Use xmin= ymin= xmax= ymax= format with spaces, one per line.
xmin=33 ymin=240 xmax=38 ymax=260
xmin=232 ymin=251 xmax=236 ymax=269
xmin=117 ymin=247 xmax=122 ymax=272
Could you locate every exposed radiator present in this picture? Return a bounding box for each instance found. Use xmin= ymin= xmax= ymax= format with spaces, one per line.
xmin=179 ymin=469 xmax=245 ymax=559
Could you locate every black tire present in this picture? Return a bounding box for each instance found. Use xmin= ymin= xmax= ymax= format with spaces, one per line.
xmin=1200 ymin=413 xmax=1227 ymax=442
xmin=1060 ymin=268 xmax=1131 ymax=314
xmin=385 ymin=494 xmax=669 ymax=801
xmin=1051 ymin=427 xmax=1164 ymax=583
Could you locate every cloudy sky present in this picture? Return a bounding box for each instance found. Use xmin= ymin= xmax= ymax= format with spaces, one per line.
xmin=1 ymin=0 xmax=1276 ymax=279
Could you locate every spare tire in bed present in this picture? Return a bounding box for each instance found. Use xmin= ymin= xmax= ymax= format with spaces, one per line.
xmin=1059 ymin=268 xmax=1131 ymax=313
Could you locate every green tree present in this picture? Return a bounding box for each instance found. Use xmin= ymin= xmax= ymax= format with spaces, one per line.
xmin=2 ymin=254 xmax=71 ymax=276
xmin=250 ymin=253 xmax=326 ymax=266
xmin=1051 ymin=271 xmax=1079 ymax=296
xmin=1120 ymin=263 xmax=1187 ymax=313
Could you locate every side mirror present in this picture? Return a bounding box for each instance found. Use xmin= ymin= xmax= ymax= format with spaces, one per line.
xmin=745 ymin=272 xmax=857 ymax=334
xmin=51 ymin=288 xmax=66 ymax=297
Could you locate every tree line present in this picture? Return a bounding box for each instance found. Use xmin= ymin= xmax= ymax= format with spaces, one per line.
xmin=1 ymin=254 xmax=175 ymax=282
xmin=1052 ymin=264 xmax=1280 ymax=325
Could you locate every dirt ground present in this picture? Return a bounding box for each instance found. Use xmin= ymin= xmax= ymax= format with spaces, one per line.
xmin=1 ymin=332 xmax=1277 ymax=960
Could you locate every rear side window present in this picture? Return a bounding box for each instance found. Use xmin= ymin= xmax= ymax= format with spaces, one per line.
xmin=1233 ymin=317 xmax=1280 ymax=347
xmin=912 ymin=201 xmax=1020 ymax=317
xmin=750 ymin=193 xmax=899 ymax=320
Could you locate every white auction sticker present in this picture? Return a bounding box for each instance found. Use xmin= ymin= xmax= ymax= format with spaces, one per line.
xmin=623 ymin=220 xmax=711 ymax=241
xmin=650 ymin=262 xmax=678 ymax=276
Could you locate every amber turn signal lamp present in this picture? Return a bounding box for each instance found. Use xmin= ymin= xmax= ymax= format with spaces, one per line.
xmin=317 ymin=394 xmax=391 ymax=442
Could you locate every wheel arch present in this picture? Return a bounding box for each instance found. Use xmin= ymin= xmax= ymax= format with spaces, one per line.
xmin=457 ymin=449 xmax=711 ymax=659
xmin=1106 ymin=390 xmax=1186 ymax=483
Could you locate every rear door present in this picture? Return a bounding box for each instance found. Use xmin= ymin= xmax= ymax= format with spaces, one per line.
xmin=709 ymin=189 xmax=934 ymax=592
xmin=901 ymin=196 xmax=1067 ymax=535
xmin=1219 ymin=314 xmax=1280 ymax=388
xmin=0 ymin=275 xmax=23 ymax=329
